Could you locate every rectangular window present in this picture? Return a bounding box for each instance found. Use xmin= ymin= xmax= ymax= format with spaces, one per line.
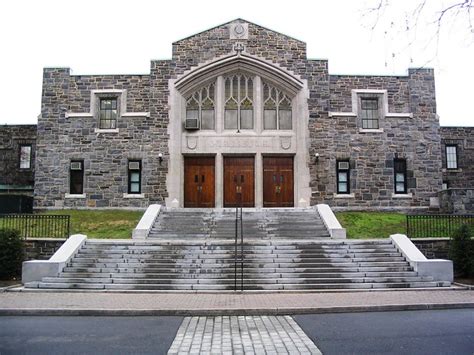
xmin=446 ymin=145 xmax=458 ymax=169
xmin=19 ymin=145 xmax=32 ymax=169
xmin=128 ymin=160 xmax=142 ymax=194
xmin=70 ymin=160 xmax=84 ymax=195
xmin=99 ymin=98 xmax=118 ymax=129
xmin=394 ymin=159 xmax=407 ymax=194
xmin=336 ymin=160 xmax=350 ymax=194
xmin=361 ymin=98 xmax=379 ymax=129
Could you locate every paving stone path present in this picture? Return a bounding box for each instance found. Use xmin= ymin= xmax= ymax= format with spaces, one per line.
xmin=167 ymin=315 xmax=322 ymax=354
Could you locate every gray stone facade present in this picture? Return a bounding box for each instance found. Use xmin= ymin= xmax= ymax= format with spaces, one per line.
xmin=0 ymin=125 xmax=36 ymax=193
xmin=29 ymin=19 xmax=463 ymax=210
xmin=439 ymin=188 xmax=474 ymax=214
xmin=440 ymin=127 xmax=474 ymax=188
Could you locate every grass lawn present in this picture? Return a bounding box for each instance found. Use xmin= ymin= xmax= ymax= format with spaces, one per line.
xmin=335 ymin=212 xmax=407 ymax=239
xmin=38 ymin=210 xmax=143 ymax=239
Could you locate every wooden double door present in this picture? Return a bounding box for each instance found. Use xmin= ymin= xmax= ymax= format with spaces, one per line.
xmin=263 ymin=156 xmax=294 ymax=207
xmin=184 ymin=156 xmax=215 ymax=208
xmin=184 ymin=155 xmax=294 ymax=208
xmin=224 ymin=157 xmax=255 ymax=207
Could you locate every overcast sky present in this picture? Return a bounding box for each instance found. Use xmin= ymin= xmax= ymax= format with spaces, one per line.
xmin=0 ymin=0 xmax=472 ymax=126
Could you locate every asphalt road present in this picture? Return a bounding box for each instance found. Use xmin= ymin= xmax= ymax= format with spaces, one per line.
xmin=295 ymin=309 xmax=474 ymax=355
xmin=0 ymin=316 xmax=183 ymax=355
xmin=1 ymin=310 xmax=473 ymax=354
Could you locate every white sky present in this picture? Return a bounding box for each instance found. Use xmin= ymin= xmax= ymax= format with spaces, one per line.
xmin=0 ymin=0 xmax=472 ymax=126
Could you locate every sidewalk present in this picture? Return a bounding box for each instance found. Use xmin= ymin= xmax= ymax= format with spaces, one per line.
xmin=1 ymin=289 xmax=473 ymax=316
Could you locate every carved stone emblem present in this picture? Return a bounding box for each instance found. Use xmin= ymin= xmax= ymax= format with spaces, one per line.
xmin=233 ymin=42 xmax=245 ymax=54
xmin=280 ymin=136 xmax=291 ymax=150
xmin=229 ymin=23 xmax=249 ymax=40
xmin=186 ymin=136 xmax=198 ymax=150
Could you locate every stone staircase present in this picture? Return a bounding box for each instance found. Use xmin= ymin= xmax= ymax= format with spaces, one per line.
xmin=25 ymin=239 xmax=451 ymax=291
xmin=24 ymin=208 xmax=451 ymax=291
xmin=148 ymin=208 xmax=330 ymax=240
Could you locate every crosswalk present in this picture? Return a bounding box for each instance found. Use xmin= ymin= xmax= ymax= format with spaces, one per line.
xmin=168 ymin=315 xmax=322 ymax=354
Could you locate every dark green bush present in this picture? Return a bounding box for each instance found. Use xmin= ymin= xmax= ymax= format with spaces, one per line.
xmin=448 ymin=224 xmax=474 ymax=278
xmin=0 ymin=228 xmax=24 ymax=280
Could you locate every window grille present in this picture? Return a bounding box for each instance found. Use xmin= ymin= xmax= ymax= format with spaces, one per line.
xmin=19 ymin=145 xmax=32 ymax=169
xmin=99 ymin=98 xmax=118 ymax=129
xmin=336 ymin=160 xmax=350 ymax=194
xmin=128 ymin=160 xmax=142 ymax=194
xmin=446 ymin=145 xmax=458 ymax=169
xmin=361 ymin=98 xmax=379 ymax=129
xmin=394 ymin=159 xmax=407 ymax=194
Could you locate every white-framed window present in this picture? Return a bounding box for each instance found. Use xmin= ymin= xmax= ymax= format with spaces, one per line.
xmin=446 ymin=145 xmax=458 ymax=170
xmin=99 ymin=98 xmax=118 ymax=129
xmin=360 ymin=97 xmax=379 ymax=129
xmin=19 ymin=144 xmax=32 ymax=169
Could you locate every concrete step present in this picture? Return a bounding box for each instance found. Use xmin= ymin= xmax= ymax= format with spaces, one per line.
xmin=42 ymin=275 xmax=434 ymax=285
xmin=32 ymin=281 xmax=450 ymax=291
xmin=63 ymin=264 xmax=413 ymax=277
xmin=58 ymin=271 xmax=421 ymax=279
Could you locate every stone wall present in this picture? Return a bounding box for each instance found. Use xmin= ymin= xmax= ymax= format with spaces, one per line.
xmin=439 ymin=188 xmax=474 ymax=214
xmin=24 ymin=238 xmax=65 ymax=260
xmin=172 ymin=20 xmax=307 ymax=78
xmin=412 ymin=238 xmax=450 ymax=259
xmin=310 ymin=69 xmax=441 ymax=210
xmin=440 ymin=127 xmax=474 ymax=189
xmin=0 ymin=125 xmax=37 ymax=192
xmin=35 ymin=19 xmax=444 ymax=210
xmin=35 ymin=69 xmax=168 ymax=208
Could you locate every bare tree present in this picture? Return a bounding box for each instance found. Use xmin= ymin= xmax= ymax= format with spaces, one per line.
xmin=363 ymin=0 xmax=473 ymax=67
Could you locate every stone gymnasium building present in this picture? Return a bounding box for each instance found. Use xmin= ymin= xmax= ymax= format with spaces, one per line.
xmin=1 ymin=19 xmax=473 ymax=212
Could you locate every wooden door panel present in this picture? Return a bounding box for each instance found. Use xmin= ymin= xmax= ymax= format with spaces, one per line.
xmin=184 ymin=157 xmax=215 ymax=208
xmin=263 ymin=156 xmax=294 ymax=207
xmin=224 ymin=157 xmax=255 ymax=207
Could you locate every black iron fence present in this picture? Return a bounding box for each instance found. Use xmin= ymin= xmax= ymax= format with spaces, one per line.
xmin=406 ymin=214 xmax=474 ymax=238
xmin=0 ymin=214 xmax=70 ymax=239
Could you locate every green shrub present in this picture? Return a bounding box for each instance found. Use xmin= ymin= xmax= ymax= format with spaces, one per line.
xmin=0 ymin=228 xmax=25 ymax=280
xmin=448 ymin=224 xmax=474 ymax=278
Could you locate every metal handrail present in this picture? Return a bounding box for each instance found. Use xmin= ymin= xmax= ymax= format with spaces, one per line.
xmin=234 ymin=205 xmax=244 ymax=291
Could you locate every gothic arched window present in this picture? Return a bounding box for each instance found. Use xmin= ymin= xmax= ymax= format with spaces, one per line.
xmin=224 ymin=74 xmax=254 ymax=130
xmin=263 ymin=82 xmax=292 ymax=130
xmin=185 ymin=83 xmax=215 ymax=130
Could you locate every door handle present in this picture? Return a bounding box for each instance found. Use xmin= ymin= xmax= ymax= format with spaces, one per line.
xmin=236 ymin=186 xmax=242 ymax=194
xmin=197 ymin=186 xmax=202 ymax=192
xmin=275 ymin=186 xmax=281 ymax=194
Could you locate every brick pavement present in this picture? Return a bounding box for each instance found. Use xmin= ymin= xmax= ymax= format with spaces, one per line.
xmin=168 ymin=316 xmax=322 ymax=355
xmin=0 ymin=289 xmax=473 ymax=315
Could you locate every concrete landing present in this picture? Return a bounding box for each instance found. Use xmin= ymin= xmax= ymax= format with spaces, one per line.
xmin=1 ymin=289 xmax=473 ymax=316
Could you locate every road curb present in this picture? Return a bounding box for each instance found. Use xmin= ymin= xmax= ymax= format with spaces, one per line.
xmin=1 ymin=302 xmax=473 ymax=316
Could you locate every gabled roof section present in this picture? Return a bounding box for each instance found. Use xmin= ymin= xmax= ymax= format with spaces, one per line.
xmin=175 ymin=51 xmax=304 ymax=96
xmin=173 ymin=18 xmax=305 ymax=45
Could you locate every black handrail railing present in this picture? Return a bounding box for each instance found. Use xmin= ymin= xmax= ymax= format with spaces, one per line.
xmin=406 ymin=214 xmax=474 ymax=238
xmin=0 ymin=214 xmax=70 ymax=239
xmin=234 ymin=206 xmax=243 ymax=291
